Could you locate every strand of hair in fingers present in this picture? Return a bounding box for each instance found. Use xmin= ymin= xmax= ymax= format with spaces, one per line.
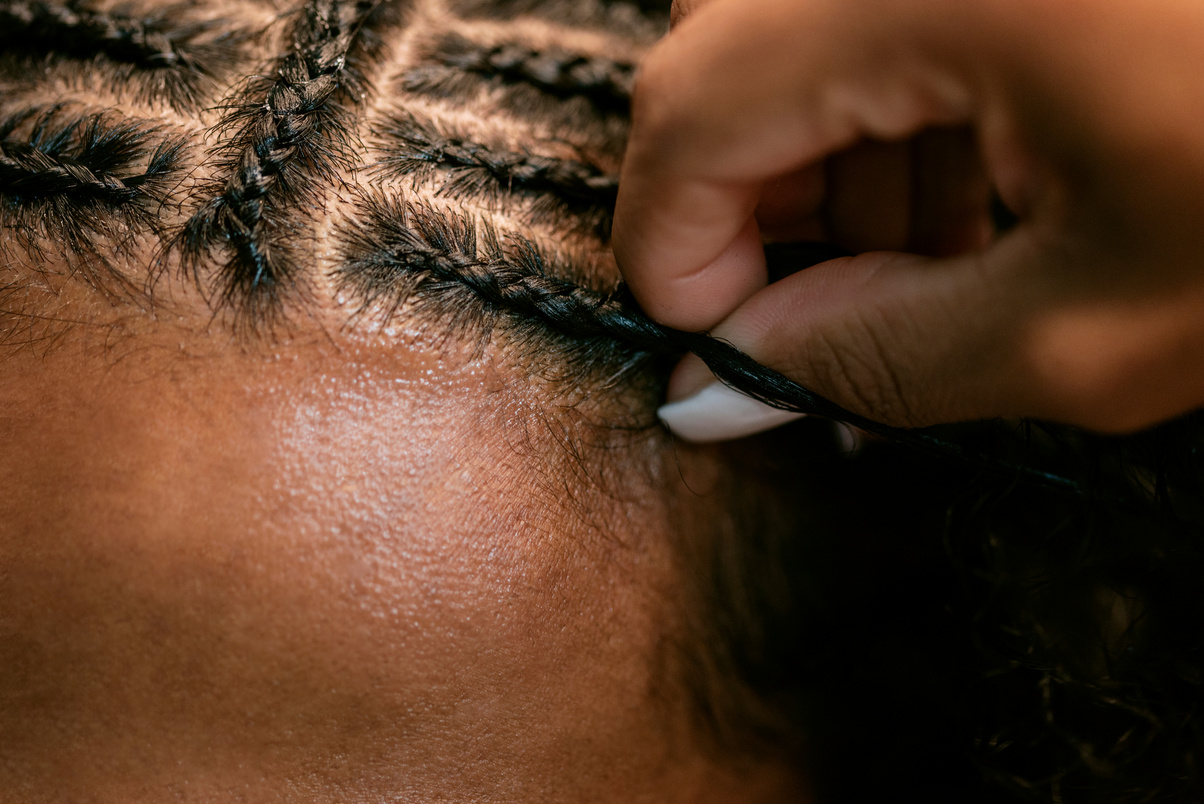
xmin=336 ymin=196 xmax=1082 ymax=494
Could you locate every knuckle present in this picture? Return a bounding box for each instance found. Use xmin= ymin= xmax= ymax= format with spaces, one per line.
xmin=803 ymin=314 xmax=925 ymax=428
xmin=1037 ymin=359 xmax=1158 ymax=433
xmin=1022 ymin=315 xmax=1174 ymax=432
xmin=629 ymin=37 xmax=700 ymax=142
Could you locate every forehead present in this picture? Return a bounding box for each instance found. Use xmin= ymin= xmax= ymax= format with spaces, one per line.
xmin=0 ymin=1 xmax=754 ymax=797
xmin=0 ymin=329 xmax=700 ymax=798
xmin=0 ymin=0 xmax=667 ymax=544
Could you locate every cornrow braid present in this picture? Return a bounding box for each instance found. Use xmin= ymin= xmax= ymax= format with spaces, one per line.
xmin=0 ymin=0 xmax=240 ymax=111
xmin=0 ymin=109 xmax=178 ymax=205
xmin=374 ymin=110 xmax=617 ymax=233
xmin=0 ymin=106 xmax=185 ymax=259
xmin=6 ymin=4 xmax=1203 ymax=800
xmin=452 ymin=0 xmax=669 ymax=31
xmin=411 ymin=32 xmax=634 ymax=113
xmin=177 ymin=0 xmax=399 ymax=314
xmin=336 ymin=193 xmax=1083 ymax=493
xmin=597 ymin=0 xmax=670 ymax=14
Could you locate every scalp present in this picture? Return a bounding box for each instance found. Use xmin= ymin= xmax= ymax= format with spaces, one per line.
xmin=0 ymin=0 xmax=653 ymax=372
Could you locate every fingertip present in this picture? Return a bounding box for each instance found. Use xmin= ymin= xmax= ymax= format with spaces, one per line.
xmin=671 ymin=216 xmax=769 ymax=330
xmin=622 ymin=215 xmax=769 ymax=332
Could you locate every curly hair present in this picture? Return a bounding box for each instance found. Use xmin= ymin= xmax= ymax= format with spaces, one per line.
xmin=2 ymin=1 xmax=1203 ymax=801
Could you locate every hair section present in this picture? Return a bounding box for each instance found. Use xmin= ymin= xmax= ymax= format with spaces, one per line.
xmin=403 ymin=31 xmax=633 ymax=113
xmin=0 ymin=0 xmax=247 ymax=112
xmin=175 ymin=0 xmax=407 ymax=318
xmin=4 ymin=5 xmax=1204 ymax=803
xmin=0 ymin=104 xmax=187 ymax=288
xmin=371 ymin=109 xmax=618 ymax=235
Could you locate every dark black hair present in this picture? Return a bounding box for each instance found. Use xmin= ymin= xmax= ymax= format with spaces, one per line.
xmin=2 ymin=1 xmax=1203 ymax=802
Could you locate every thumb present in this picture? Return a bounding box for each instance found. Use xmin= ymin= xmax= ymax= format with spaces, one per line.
xmin=660 ymin=237 xmax=1046 ymax=438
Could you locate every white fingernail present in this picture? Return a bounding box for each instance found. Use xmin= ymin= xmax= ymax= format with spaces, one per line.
xmin=834 ymin=422 xmax=864 ymax=454
xmin=657 ymin=382 xmax=806 ymax=443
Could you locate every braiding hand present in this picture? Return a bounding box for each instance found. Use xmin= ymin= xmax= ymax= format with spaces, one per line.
xmin=613 ymin=0 xmax=1204 ymax=439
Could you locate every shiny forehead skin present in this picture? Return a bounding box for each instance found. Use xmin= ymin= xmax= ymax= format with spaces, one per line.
xmin=0 ymin=320 xmax=719 ymax=801
xmin=0 ymin=1 xmax=817 ymax=801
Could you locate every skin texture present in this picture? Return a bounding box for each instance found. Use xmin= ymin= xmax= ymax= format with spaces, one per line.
xmin=0 ymin=0 xmax=811 ymax=777
xmin=0 ymin=267 xmax=808 ymax=802
xmin=613 ymin=0 xmax=1204 ymax=432
xmin=3 ymin=0 xmax=1201 ymax=793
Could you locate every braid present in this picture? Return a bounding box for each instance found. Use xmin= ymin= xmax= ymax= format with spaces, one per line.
xmin=0 ymin=112 xmax=178 ymax=206
xmin=337 ymin=194 xmax=1084 ymax=492
xmin=0 ymin=106 xmax=185 ymax=264
xmin=341 ymin=195 xmax=647 ymax=336
xmin=0 ymin=0 xmax=240 ymax=111
xmin=374 ymin=111 xmax=617 ymax=223
xmin=0 ymin=0 xmax=194 ymax=68
xmin=178 ymin=0 xmax=397 ymax=312
xmin=423 ymin=33 xmax=633 ymax=112
xmin=452 ymin=0 xmax=669 ymax=31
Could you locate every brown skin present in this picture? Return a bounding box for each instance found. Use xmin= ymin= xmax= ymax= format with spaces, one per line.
xmin=0 ymin=277 xmax=807 ymax=802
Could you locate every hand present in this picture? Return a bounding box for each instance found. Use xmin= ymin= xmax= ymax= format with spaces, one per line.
xmin=613 ymin=0 xmax=1204 ymax=438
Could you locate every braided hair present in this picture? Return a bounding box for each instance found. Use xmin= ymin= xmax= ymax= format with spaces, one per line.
xmin=176 ymin=0 xmax=407 ymax=313
xmin=406 ymin=31 xmax=634 ymax=113
xmin=2 ymin=1 xmax=1204 ymax=802
xmin=0 ymin=0 xmax=243 ymax=111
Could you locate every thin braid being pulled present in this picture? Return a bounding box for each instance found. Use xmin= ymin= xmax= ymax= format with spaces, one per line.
xmin=335 ymin=193 xmax=1091 ymax=492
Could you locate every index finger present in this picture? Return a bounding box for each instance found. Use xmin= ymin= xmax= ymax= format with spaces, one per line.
xmin=612 ymin=0 xmax=973 ymax=331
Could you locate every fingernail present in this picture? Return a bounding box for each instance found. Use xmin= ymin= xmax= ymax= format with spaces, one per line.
xmin=657 ymin=382 xmax=806 ymax=443
xmin=834 ymin=422 xmax=864 ymax=454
